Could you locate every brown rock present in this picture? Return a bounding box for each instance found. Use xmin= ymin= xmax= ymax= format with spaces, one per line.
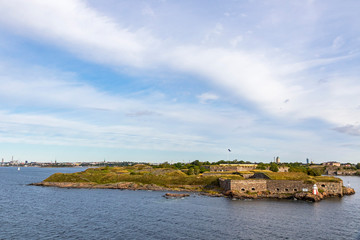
xmin=294 ymin=192 xmax=323 ymax=202
xmin=164 ymin=193 xmax=190 ymax=198
xmin=343 ymin=187 xmax=355 ymax=195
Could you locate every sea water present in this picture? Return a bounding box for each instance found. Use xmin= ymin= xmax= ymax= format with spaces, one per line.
xmin=0 ymin=167 xmax=359 ymax=240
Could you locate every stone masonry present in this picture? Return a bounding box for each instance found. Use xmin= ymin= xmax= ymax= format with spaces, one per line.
xmin=219 ymin=178 xmax=343 ymax=195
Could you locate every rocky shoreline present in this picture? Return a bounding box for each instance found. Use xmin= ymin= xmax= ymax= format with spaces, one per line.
xmin=223 ymin=187 xmax=355 ymax=202
xmin=30 ymin=181 xmax=355 ymax=202
xmin=164 ymin=193 xmax=190 ymax=198
xmin=30 ymin=181 xmax=179 ymax=191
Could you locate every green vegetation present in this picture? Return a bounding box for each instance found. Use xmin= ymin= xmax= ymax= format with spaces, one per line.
xmin=287 ymin=162 xmax=324 ymax=176
xmin=307 ymin=167 xmax=323 ymax=176
xmin=219 ymin=175 xmax=244 ymax=180
xmin=44 ymin=165 xmax=221 ymax=189
xmin=237 ymin=171 xmax=253 ymax=174
xmin=264 ymin=172 xmax=341 ymax=183
xmin=252 ymin=169 xmax=272 ymax=173
xmin=312 ymin=176 xmax=342 ymax=182
xmin=156 ymin=160 xmax=208 ymax=175
xmin=288 ymin=162 xmax=309 ymax=173
xmin=356 ymin=163 xmax=360 ymax=169
xmin=256 ymin=162 xmax=267 ymax=170
xmin=269 ymin=163 xmax=279 ymax=172
xmin=158 ymin=159 xmax=253 ymax=172
xmin=44 ymin=162 xmax=342 ymax=193
xmin=265 ymin=172 xmax=310 ymax=181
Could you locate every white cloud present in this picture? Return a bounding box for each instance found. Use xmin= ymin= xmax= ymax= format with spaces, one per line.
xmin=168 ymin=46 xmax=289 ymax=109
xmin=197 ymin=92 xmax=219 ymax=104
xmin=0 ymin=60 xmax=259 ymax=154
xmin=333 ymin=124 xmax=360 ymax=136
xmin=0 ymin=110 xmax=210 ymax=151
xmin=203 ymin=23 xmax=223 ymax=43
xmin=0 ymin=0 xmax=156 ymax=67
xmin=332 ymin=36 xmax=345 ymax=49
xmin=0 ymin=0 xmax=357 ymax=129
xmin=230 ymin=35 xmax=243 ymax=47
xmin=0 ymin=64 xmax=129 ymax=111
xmin=0 ymin=1 xmax=357 ymax=127
xmin=141 ymin=5 xmax=155 ymax=17
xmin=0 ymin=1 xmax=359 ymax=161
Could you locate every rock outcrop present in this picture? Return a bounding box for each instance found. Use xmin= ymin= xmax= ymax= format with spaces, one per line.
xmin=163 ymin=193 xmax=190 ymax=198
xmin=30 ymin=181 xmax=169 ymax=191
xmin=223 ymin=190 xmax=294 ymax=200
xmin=294 ymin=192 xmax=323 ymax=202
xmin=343 ymin=186 xmax=355 ymax=195
xmin=223 ymin=188 xmax=354 ymax=202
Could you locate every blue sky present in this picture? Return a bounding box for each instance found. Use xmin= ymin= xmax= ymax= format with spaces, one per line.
xmin=0 ymin=0 xmax=359 ymax=163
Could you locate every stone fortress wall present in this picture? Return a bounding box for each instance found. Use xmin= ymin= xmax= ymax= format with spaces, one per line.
xmin=230 ymin=179 xmax=267 ymax=192
xmin=219 ymin=178 xmax=343 ymax=195
xmin=316 ymin=181 xmax=343 ymax=194
xmin=266 ymin=180 xmax=310 ymax=193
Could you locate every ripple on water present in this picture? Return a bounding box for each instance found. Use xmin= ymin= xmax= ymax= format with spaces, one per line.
xmin=1 ymin=168 xmax=360 ymax=240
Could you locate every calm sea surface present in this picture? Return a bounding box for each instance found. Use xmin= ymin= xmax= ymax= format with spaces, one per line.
xmin=0 ymin=167 xmax=359 ymax=240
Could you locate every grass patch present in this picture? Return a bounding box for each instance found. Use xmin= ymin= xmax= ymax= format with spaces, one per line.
xmin=237 ymin=171 xmax=253 ymax=174
xmin=220 ymin=175 xmax=244 ymax=180
xmin=252 ymin=170 xmax=272 ymax=173
xmin=264 ymin=172 xmax=310 ymax=181
xmin=43 ymin=166 xmax=221 ymax=187
xmin=43 ymin=166 xmax=342 ymax=190
xmin=264 ymin=172 xmax=341 ymax=183
xmin=312 ymin=176 xmax=342 ymax=182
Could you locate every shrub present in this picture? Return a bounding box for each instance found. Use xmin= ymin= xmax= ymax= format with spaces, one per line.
xmin=256 ymin=162 xmax=267 ymax=170
xmin=307 ymin=168 xmax=322 ymax=176
xmin=356 ymin=163 xmax=360 ymax=169
xmin=187 ymin=168 xmax=194 ymax=175
xmin=269 ymin=163 xmax=279 ymax=172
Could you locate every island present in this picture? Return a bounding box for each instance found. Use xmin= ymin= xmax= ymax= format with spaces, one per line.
xmin=31 ymin=164 xmax=355 ymax=202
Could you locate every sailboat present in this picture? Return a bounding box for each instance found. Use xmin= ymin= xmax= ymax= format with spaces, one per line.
xmin=17 ymin=167 xmax=20 ymax=171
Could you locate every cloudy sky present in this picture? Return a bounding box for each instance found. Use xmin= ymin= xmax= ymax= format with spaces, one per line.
xmin=0 ymin=0 xmax=359 ymax=163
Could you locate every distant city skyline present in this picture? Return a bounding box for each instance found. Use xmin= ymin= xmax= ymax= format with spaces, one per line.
xmin=0 ymin=1 xmax=360 ymax=163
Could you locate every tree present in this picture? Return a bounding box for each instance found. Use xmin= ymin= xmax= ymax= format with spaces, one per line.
xmin=194 ymin=166 xmax=200 ymax=175
xmin=307 ymin=168 xmax=322 ymax=176
xmin=356 ymin=163 xmax=360 ymax=169
xmin=187 ymin=168 xmax=194 ymax=175
xmin=269 ymin=163 xmax=279 ymax=172
xmin=199 ymin=166 xmax=208 ymax=173
xmin=191 ymin=160 xmax=201 ymax=166
xmin=256 ymin=162 xmax=266 ymax=170
xmin=173 ymin=162 xmax=183 ymax=169
xmin=159 ymin=161 xmax=171 ymax=168
xmin=215 ymin=160 xmax=227 ymax=165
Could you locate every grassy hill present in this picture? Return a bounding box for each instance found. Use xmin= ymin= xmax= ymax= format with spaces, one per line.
xmin=43 ymin=165 xmax=342 ymax=190
xmin=44 ymin=165 xmax=238 ymax=188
